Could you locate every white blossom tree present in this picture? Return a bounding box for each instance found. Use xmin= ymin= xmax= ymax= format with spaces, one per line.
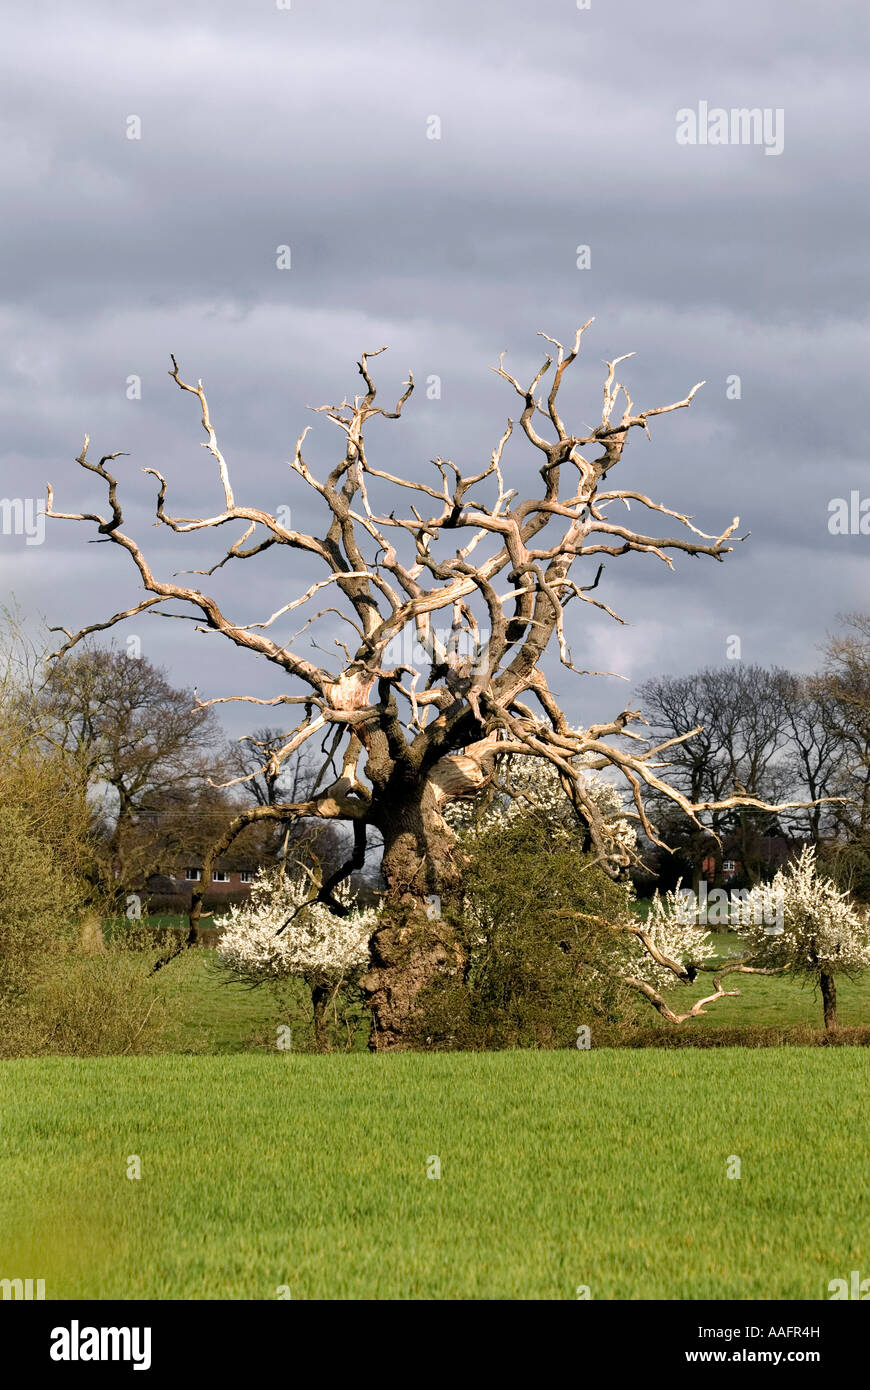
xmin=216 ymin=870 xmax=376 ymax=1051
xmin=739 ymin=846 xmax=870 ymax=1029
xmin=635 ymin=847 xmax=870 ymax=1029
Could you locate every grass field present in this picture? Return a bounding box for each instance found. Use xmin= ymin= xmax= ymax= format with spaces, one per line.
xmin=1 ymin=1050 xmax=868 ymax=1299
xmin=137 ymin=928 xmax=870 ymax=1054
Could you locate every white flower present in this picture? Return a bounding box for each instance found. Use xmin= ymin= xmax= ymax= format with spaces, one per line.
xmin=445 ymin=748 xmax=637 ymax=858
xmin=627 ymin=884 xmax=717 ymax=988
xmin=215 ymin=870 xmax=376 ymax=987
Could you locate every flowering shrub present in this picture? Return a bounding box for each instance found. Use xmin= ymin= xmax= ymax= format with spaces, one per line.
xmin=216 ymin=870 xmax=376 ymax=988
xmin=627 ymin=886 xmax=717 ymax=990
xmin=446 ymin=750 xmax=637 ymax=861
xmin=739 ymin=846 xmax=870 ymax=980
xmin=215 ymin=870 xmax=377 ymax=1050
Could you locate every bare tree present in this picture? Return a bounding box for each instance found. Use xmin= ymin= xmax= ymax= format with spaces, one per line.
xmin=637 ymin=666 xmax=799 ymax=886
xmin=39 ymin=647 xmax=221 ymax=897
xmin=634 ymin=671 xmax=730 ymax=889
xmin=775 ymin=671 xmax=846 ymax=843
xmin=225 ymin=727 xmax=302 ymax=809
xmin=224 ymin=730 xmax=347 ymax=880
xmin=816 ymin=617 xmax=870 ymax=838
xmin=45 ymin=325 xmax=807 ymax=1047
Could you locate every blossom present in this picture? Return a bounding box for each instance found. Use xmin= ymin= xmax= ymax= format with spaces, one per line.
xmin=738 ymin=845 xmax=870 ymax=977
xmin=215 ymin=870 xmax=376 ymax=987
xmin=627 ymin=884 xmax=718 ymax=989
xmin=445 ymin=749 xmax=637 ymax=859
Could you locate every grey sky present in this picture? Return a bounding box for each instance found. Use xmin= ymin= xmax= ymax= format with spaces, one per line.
xmin=2 ymin=0 xmax=868 ymax=740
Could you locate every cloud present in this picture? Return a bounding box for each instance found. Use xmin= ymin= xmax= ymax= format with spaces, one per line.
xmin=1 ymin=0 xmax=867 ymax=735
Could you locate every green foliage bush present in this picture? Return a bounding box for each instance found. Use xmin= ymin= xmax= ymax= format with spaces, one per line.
xmin=0 ymin=622 xmax=183 ymax=1057
xmin=414 ymin=812 xmax=643 ymax=1049
xmin=0 ymin=804 xmax=80 ymax=1005
xmin=0 ymin=804 xmax=176 ymax=1056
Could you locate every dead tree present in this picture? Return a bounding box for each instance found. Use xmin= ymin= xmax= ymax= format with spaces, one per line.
xmin=46 ymin=322 xmax=806 ymax=1047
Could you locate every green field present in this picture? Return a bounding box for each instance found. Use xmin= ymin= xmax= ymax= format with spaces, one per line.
xmin=100 ymin=919 xmax=870 ymax=1054
xmin=140 ymin=931 xmax=870 ymax=1054
xmin=664 ymin=932 xmax=870 ymax=1029
xmin=1 ymin=1050 xmax=867 ymax=1299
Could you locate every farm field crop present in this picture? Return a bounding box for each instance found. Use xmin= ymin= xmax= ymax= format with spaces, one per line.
xmin=1 ymin=1050 xmax=867 ymax=1300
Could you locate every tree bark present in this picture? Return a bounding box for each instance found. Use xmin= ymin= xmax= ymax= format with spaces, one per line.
xmin=820 ymin=971 xmax=838 ymax=1031
xmin=360 ymin=787 xmax=465 ymax=1051
xmin=311 ymin=983 xmax=331 ymax=1053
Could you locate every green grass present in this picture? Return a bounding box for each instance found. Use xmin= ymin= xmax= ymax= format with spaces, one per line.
xmin=99 ymin=909 xmax=870 ymax=1045
xmin=150 ymin=950 xmax=283 ymax=1053
xmin=664 ymin=931 xmax=870 ymax=1029
xmin=1 ymin=1050 xmax=866 ymax=1299
xmin=133 ymin=928 xmax=870 ymax=1053
xmin=629 ymin=906 xmax=870 ymax=1028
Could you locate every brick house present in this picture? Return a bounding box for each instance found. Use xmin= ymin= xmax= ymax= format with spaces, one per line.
xmin=175 ymin=864 xmax=257 ymax=896
xmin=143 ymin=861 xmax=261 ymax=912
xmin=700 ymin=834 xmax=809 ymax=883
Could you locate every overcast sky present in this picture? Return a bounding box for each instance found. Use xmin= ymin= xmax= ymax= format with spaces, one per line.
xmin=2 ymin=0 xmax=868 ymax=741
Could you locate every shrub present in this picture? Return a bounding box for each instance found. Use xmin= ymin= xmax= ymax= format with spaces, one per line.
xmin=19 ymin=946 xmax=173 ymax=1057
xmin=0 ymin=803 xmax=82 ymax=1008
xmin=417 ymin=755 xmax=725 ymax=1048
xmin=0 ymin=618 xmax=186 ymax=1056
xmin=415 ymin=807 xmax=644 ymax=1050
xmin=215 ymin=870 xmax=376 ymax=1051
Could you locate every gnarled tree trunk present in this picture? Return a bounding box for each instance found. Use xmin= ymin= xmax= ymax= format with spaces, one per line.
xmin=361 ymin=786 xmax=465 ymax=1050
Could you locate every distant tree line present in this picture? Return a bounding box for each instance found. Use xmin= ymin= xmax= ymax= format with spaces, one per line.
xmin=0 ymin=618 xmax=349 ymax=916
xmin=634 ymin=614 xmax=870 ymax=898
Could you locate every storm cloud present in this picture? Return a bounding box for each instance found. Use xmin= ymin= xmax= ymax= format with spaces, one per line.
xmin=2 ymin=0 xmax=868 ymax=735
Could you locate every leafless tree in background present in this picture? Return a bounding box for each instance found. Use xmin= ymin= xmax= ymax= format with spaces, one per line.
xmin=637 ymin=666 xmax=798 ymax=886
xmin=39 ymin=647 xmax=221 ymax=899
xmin=224 ymin=731 xmax=348 ymax=882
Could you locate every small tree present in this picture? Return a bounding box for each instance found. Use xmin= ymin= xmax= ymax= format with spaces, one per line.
xmin=637 ymin=846 xmax=870 ymax=1029
xmin=739 ymin=846 xmax=870 ymax=1030
xmin=215 ymin=870 xmax=376 ymax=1051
